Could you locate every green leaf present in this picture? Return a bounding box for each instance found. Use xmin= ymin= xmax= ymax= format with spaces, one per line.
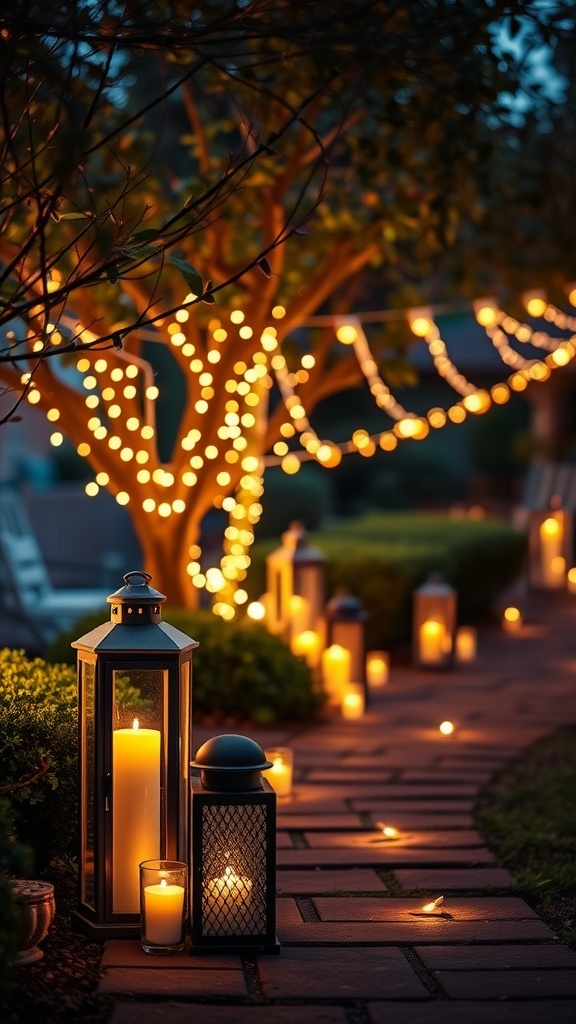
xmin=58 ymin=212 xmax=91 ymax=221
xmin=168 ymin=255 xmax=203 ymax=296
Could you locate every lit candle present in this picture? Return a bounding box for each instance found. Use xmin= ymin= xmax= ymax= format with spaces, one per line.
xmin=423 ymin=895 xmax=445 ymax=913
xmin=366 ymin=651 xmax=389 ymax=688
xmin=206 ymin=865 xmax=253 ymax=931
xmin=539 ymin=516 xmax=564 ymax=587
xmin=438 ymin=720 xmax=455 ymax=736
xmin=143 ymin=877 xmax=185 ymax=946
xmin=342 ymin=682 xmax=365 ymax=720
xmin=113 ymin=719 xmax=161 ymax=914
xmin=321 ymin=644 xmax=350 ymax=704
xmin=568 ymin=567 xmax=576 ymax=593
xmin=503 ymin=606 xmax=522 ymax=633
xmin=419 ymin=619 xmax=445 ymax=664
xmin=291 ymin=629 xmax=321 ymax=667
xmin=263 ymin=748 xmax=293 ymax=798
xmin=455 ymin=626 xmax=477 ymax=663
xmin=289 ymin=594 xmax=311 ymax=637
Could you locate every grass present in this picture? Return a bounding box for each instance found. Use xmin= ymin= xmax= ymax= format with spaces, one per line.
xmin=475 ymin=725 xmax=576 ymax=948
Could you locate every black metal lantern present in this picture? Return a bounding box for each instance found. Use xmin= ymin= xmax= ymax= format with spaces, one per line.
xmin=190 ymin=734 xmax=279 ymax=955
xmin=72 ymin=570 xmax=198 ymax=939
xmin=412 ymin=573 xmax=457 ymax=669
xmin=265 ymin=521 xmax=326 ymax=639
xmin=324 ymin=589 xmax=367 ymax=695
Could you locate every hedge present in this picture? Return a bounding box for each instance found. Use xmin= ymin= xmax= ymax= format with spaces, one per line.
xmin=248 ymin=511 xmax=527 ymax=650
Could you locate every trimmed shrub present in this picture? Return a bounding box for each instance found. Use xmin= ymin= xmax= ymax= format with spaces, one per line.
xmin=0 ymin=650 xmax=77 ymax=874
xmin=0 ymin=800 xmax=33 ymax=1001
xmin=47 ymin=610 xmax=322 ymax=726
xmin=248 ymin=512 xmax=527 ymax=650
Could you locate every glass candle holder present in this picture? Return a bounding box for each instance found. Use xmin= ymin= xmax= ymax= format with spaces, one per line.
xmin=263 ymin=747 xmax=294 ymax=798
xmin=140 ymin=859 xmax=187 ymax=954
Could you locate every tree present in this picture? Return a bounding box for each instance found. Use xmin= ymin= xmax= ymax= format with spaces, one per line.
xmin=1 ymin=1 xmax=575 ymax=609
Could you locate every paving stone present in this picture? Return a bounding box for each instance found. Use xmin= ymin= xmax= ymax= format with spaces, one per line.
xmin=278 ymin=919 xmax=556 ymax=944
xmin=277 ymin=846 xmax=496 ymax=868
xmin=112 ymin=1006 xmax=348 ymax=1024
xmin=98 ymin=966 xmax=246 ymax=996
xmin=394 ymin=868 xmax=517 ymax=890
xmin=415 ymin=943 xmax=576 ymax=969
xmin=303 ymin=829 xmax=485 ymax=849
xmin=276 ymin=831 xmax=295 ymax=848
xmin=435 ymin=969 xmax=576 ymax=999
xmin=101 ymin=938 xmax=241 ymax=969
xmin=277 ymin=869 xmax=387 ymax=894
xmin=368 ymin=812 xmax=476 ymax=830
xmin=258 ymin=945 xmax=430 ymax=1000
xmin=306 ymin=769 xmax=395 ymax=783
xmin=276 ymin=898 xmax=303 ymax=925
xmin=312 ymin=896 xmax=540 ymax=921
xmin=367 ymin=1000 xmax=576 ymax=1024
xmin=355 ymin=800 xmax=474 ymax=813
xmin=277 ymin=814 xmax=364 ymax=830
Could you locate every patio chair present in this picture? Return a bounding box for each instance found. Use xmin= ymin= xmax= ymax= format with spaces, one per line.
xmin=0 ymin=488 xmax=110 ymax=646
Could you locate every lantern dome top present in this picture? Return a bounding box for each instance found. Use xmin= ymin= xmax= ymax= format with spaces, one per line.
xmin=326 ymin=587 xmax=366 ymax=621
xmin=417 ymin=572 xmax=455 ymax=596
xmin=192 ymin=734 xmax=270 ymax=772
xmin=191 ymin=734 xmax=272 ymax=792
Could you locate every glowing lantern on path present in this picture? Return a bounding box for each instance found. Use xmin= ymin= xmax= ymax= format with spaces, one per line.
xmin=412 ymin=574 xmax=457 ymax=669
xmin=528 ymin=502 xmax=572 ymax=590
xmin=265 ymin=522 xmax=326 ymax=639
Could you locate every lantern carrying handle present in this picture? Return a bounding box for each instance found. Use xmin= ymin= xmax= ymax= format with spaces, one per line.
xmin=122 ymin=570 xmax=152 ymax=587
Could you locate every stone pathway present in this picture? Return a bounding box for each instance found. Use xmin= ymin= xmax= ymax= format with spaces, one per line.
xmin=99 ymin=589 xmax=576 ymax=1023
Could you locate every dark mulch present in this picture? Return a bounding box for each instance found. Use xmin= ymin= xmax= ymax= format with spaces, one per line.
xmin=3 ymin=876 xmax=113 ymax=1024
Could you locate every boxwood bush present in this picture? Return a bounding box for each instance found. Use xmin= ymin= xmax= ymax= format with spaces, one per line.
xmin=47 ymin=609 xmax=322 ymax=726
xmin=248 ymin=512 xmax=527 ymax=650
xmin=0 ymin=800 xmax=33 ymax=1000
xmin=0 ymin=649 xmax=77 ymax=874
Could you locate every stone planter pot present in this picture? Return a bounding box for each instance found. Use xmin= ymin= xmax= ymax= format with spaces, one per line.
xmin=12 ymin=880 xmax=56 ymax=965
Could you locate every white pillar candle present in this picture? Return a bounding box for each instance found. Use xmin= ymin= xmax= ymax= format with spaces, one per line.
xmin=113 ymin=720 xmax=161 ymax=914
xmin=419 ymin=619 xmax=445 ymax=665
xmin=321 ymin=644 xmax=350 ymax=704
xmin=291 ymin=629 xmax=321 ymax=667
xmin=143 ymin=878 xmax=185 ymax=945
xmin=289 ymin=594 xmax=311 ymax=637
xmin=539 ymin=516 xmax=564 ymax=587
xmin=263 ymin=748 xmax=293 ymax=798
xmin=206 ymin=866 xmax=253 ymax=931
xmin=568 ymin=567 xmax=576 ymax=593
xmin=455 ymin=626 xmax=477 ymax=663
xmin=342 ymin=682 xmax=365 ymax=720
xmin=366 ymin=651 xmax=389 ymax=688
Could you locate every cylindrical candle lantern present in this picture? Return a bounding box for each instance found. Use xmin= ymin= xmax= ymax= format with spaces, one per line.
xmin=324 ymin=590 xmax=367 ymax=697
xmin=342 ymin=682 xmax=365 ymax=720
xmin=190 ymin=734 xmax=279 ymax=955
xmin=72 ymin=571 xmax=198 ymax=939
xmin=366 ymin=650 xmax=389 ymax=688
xmin=262 ymin=747 xmax=294 ymax=798
xmin=503 ymin=605 xmax=522 ymax=633
xmin=140 ymin=860 xmax=187 ymax=954
xmin=528 ymin=504 xmax=572 ymax=590
xmin=265 ymin=522 xmax=326 ymax=638
xmin=412 ymin=573 xmax=457 ymax=669
xmin=455 ymin=626 xmax=477 ymax=664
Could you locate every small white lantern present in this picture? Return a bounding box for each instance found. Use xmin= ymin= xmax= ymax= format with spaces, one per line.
xmin=413 ymin=573 xmax=457 ymax=669
xmin=324 ymin=589 xmax=367 ymax=694
xmin=265 ymin=522 xmax=326 ymax=638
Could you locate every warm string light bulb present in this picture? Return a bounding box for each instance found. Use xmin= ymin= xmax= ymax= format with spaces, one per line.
xmin=422 ymin=896 xmax=444 ymax=913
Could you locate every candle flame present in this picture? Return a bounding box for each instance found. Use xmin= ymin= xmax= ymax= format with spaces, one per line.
xmin=376 ymin=822 xmax=399 ymax=838
xmin=423 ymin=895 xmax=444 ymax=913
xmin=160 ymin=878 xmax=167 ymax=889
xmin=272 ymin=757 xmax=283 ymax=771
xmin=132 ymin=718 xmax=139 ymax=730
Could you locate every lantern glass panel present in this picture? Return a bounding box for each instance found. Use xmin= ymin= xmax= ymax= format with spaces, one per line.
xmin=294 ymin=564 xmax=324 ymax=629
xmin=80 ymin=659 xmax=96 ymax=911
xmin=112 ymin=668 xmax=166 ymax=915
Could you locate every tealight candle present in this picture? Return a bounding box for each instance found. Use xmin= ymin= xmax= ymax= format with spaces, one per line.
xmin=366 ymin=651 xmax=389 ymax=688
xmin=342 ymin=682 xmax=365 ymax=720
xmin=263 ymin=747 xmax=293 ymax=798
xmin=455 ymin=626 xmax=477 ymax=663
xmin=140 ymin=860 xmax=187 ymax=954
xmin=502 ymin=606 xmax=522 ymax=633
xmin=438 ymin=720 xmax=455 ymax=736
xmin=568 ymin=567 xmax=576 ymax=593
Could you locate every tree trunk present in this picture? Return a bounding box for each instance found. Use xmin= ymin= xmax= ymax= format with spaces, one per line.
xmin=131 ymin=511 xmax=205 ymax=609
